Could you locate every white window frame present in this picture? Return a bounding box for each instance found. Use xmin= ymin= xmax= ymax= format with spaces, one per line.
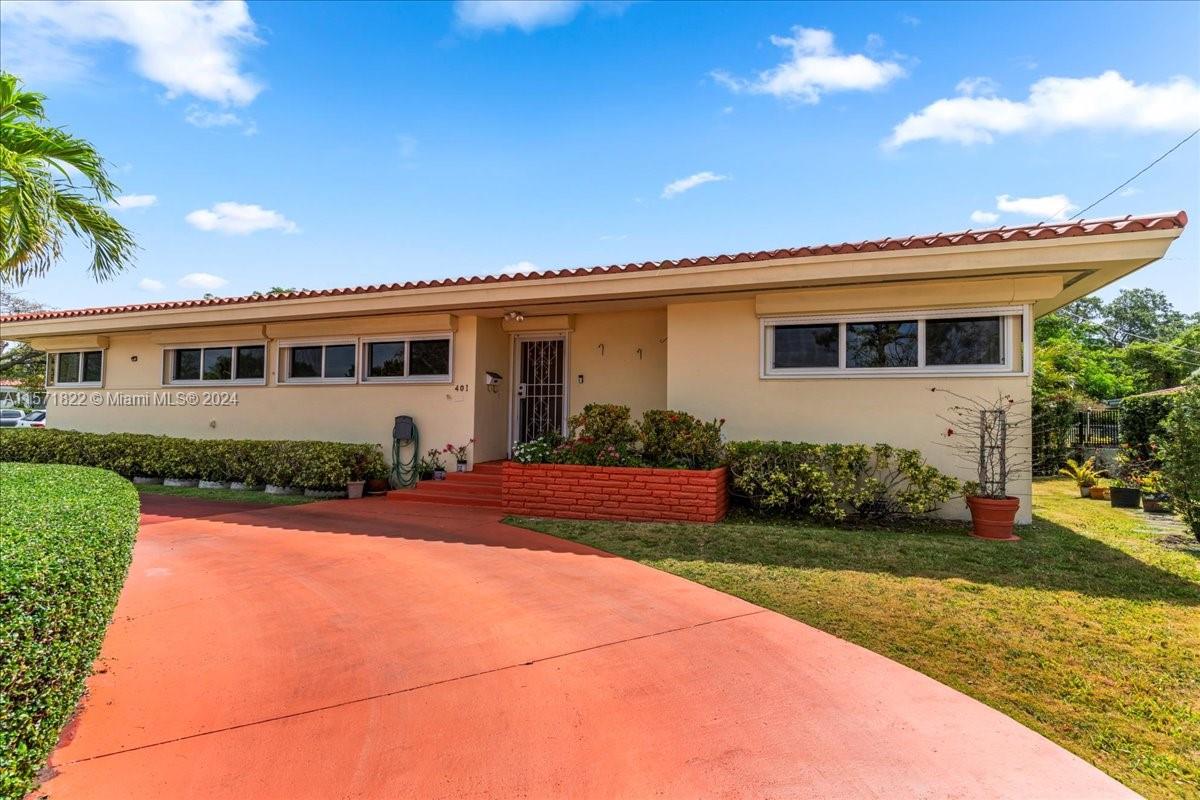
xmin=46 ymin=349 xmax=105 ymax=388
xmin=761 ymin=305 xmax=1027 ymax=379
xmin=359 ymin=333 xmax=454 ymax=384
xmin=277 ymin=338 xmax=359 ymax=385
xmin=162 ymin=341 xmax=268 ymax=386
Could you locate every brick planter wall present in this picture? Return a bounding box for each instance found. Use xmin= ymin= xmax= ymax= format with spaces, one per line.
xmin=502 ymin=462 xmax=729 ymax=523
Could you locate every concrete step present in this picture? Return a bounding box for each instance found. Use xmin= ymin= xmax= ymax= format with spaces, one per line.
xmin=417 ymin=478 xmax=501 ymax=493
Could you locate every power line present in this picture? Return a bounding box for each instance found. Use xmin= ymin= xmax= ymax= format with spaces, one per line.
xmin=1038 ymin=127 xmax=1200 ymax=225
xmin=1056 ymin=308 xmax=1200 ymax=357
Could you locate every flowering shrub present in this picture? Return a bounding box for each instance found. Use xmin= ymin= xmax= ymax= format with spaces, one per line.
xmin=724 ymin=440 xmax=959 ymax=523
xmin=511 ymin=404 xmax=724 ymax=469
xmin=639 ymin=410 xmax=724 ymax=469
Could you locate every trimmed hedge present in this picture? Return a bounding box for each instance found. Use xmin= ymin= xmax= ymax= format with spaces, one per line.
xmin=1 ymin=463 xmax=140 ymax=799
xmin=0 ymin=430 xmax=389 ymax=490
xmin=724 ymin=440 xmax=959 ymax=523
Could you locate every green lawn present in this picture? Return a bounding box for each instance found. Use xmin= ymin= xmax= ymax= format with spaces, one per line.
xmin=511 ymin=478 xmax=1200 ymax=800
xmin=136 ymin=483 xmax=318 ymax=505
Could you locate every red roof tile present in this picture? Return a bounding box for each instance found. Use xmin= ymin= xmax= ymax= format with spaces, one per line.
xmin=1 ymin=211 xmax=1186 ymax=324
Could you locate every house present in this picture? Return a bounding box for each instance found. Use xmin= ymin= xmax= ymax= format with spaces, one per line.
xmin=0 ymin=212 xmax=1187 ymax=522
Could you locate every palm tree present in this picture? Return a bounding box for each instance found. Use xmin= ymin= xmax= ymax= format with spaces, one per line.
xmin=0 ymin=72 xmax=135 ymax=284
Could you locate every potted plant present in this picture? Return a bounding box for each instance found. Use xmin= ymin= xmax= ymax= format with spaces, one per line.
xmin=1089 ymin=482 xmax=1111 ymax=501
xmin=446 ymin=438 xmax=475 ymax=472
xmin=1141 ymin=471 xmax=1171 ymax=513
xmin=1058 ymin=457 xmax=1101 ymax=498
xmin=426 ymin=448 xmax=447 ymax=480
xmin=1109 ymin=477 xmax=1142 ymax=508
xmin=937 ymin=389 xmax=1024 ymax=541
xmin=365 ymin=456 xmax=391 ymax=495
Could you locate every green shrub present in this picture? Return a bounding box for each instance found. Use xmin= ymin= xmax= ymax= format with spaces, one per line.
xmin=0 ymin=430 xmax=389 ymax=490
xmin=1155 ymin=385 xmax=1200 ymax=538
xmin=1119 ymin=392 xmax=1178 ymax=465
xmin=1 ymin=463 xmax=140 ymax=799
xmin=568 ymin=403 xmax=638 ymax=449
xmin=724 ymin=440 xmax=959 ymax=523
xmin=639 ymin=410 xmax=724 ymax=469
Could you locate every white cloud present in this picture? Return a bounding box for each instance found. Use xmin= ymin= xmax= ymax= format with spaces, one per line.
xmin=185 ymin=202 xmax=298 ymax=235
xmin=955 ymin=76 xmax=999 ymax=97
xmin=969 ymin=210 xmax=1000 ymax=225
xmin=996 ymin=193 xmax=1076 ymax=221
xmin=712 ymin=27 xmax=905 ymax=104
xmin=178 ymin=272 xmax=228 ymax=290
xmin=108 ymin=193 xmax=158 ymax=211
xmin=454 ymin=0 xmax=582 ymax=32
xmin=184 ymin=104 xmax=257 ymax=134
xmin=501 ymin=260 xmax=539 ymax=275
xmin=661 ymin=171 xmax=728 ymax=199
xmin=888 ymin=70 xmax=1200 ymax=148
xmin=138 ymin=277 xmax=165 ymax=291
xmin=1 ymin=0 xmax=262 ymax=105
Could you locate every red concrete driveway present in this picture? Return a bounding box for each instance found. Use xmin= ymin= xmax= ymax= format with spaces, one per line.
xmin=41 ymin=494 xmax=1136 ymax=799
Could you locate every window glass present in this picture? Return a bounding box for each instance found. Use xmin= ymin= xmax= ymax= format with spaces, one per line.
xmin=773 ymin=324 xmax=839 ymax=369
xmin=846 ymin=321 xmax=918 ymax=368
xmin=926 ymin=317 xmax=1002 ymax=366
xmin=56 ymin=352 xmax=81 ymax=383
xmin=82 ymin=351 xmax=103 ymax=382
xmin=409 ymin=338 xmax=450 ymax=376
xmin=289 ymin=346 xmax=322 ymax=379
xmin=323 ymin=344 xmax=356 ymax=379
xmin=203 ymin=347 xmax=233 ymax=381
xmin=368 ymin=341 xmax=406 ymax=377
xmin=173 ymin=349 xmax=201 ymax=381
xmin=236 ymin=345 xmax=265 ymax=380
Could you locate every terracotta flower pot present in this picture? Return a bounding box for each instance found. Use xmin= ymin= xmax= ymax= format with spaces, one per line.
xmin=365 ymin=478 xmax=390 ymax=495
xmin=1089 ymin=486 xmax=1111 ymax=501
xmin=965 ymin=495 xmax=1021 ymax=541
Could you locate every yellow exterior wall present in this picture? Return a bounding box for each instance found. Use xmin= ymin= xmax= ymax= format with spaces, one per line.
xmin=43 ymin=315 xmax=482 ymax=468
xmin=566 ymin=309 xmax=668 ymax=418
xmin=666 ymin=299 xmax=1033 ymax=523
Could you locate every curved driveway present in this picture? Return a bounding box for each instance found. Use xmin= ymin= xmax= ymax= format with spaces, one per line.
xmin=42 ymin=495 xmax=1137 ymax=799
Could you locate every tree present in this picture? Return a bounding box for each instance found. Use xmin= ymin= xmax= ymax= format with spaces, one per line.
xmin=0 ymin=289 xmax=46 ymax=391
xmin=1102 ymin=288 xmax=1194 ymax=346
xmin=1156 ymin=384 xmax=1200 ymax=540
xmin=0 ymin=72 xmax=136 ymax=284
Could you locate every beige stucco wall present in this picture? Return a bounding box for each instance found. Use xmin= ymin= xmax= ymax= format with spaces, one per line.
xmin=472 ymin=316 xmax=511 ymax=462
xmin=42 ymin=315 xmax=483 ymax=468
xmin=666 ymin=299 xmax=1033 ymax=523
xmin=566 ymin=309 xmax=668 ymax=418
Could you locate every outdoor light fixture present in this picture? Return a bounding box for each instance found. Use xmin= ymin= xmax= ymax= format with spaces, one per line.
xmin=503 ymin=310 xmax=525 ymax=322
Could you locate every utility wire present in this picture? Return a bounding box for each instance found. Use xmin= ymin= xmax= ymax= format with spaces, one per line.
xmin=1038 ymin=127 xmax=1200 ymax=225
xmin=1056 ymin=308 xmax=1200 ymax=357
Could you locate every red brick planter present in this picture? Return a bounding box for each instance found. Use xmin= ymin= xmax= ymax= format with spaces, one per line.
xmin=502 ymin=462 xmax=729 ymax=523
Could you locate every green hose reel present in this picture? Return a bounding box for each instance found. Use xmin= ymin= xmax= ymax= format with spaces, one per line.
xmin=391 ymin=415 xmax=419 ymax=488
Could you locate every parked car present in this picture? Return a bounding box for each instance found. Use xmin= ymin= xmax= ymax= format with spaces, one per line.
xmin=0 ymin=408 xmax=25 ymax=427
xmin=16 ymin=410 xmax=47 ymax=428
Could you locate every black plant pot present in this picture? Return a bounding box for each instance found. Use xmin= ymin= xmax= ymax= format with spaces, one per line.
xmin=1110 ymin=487 xmax=1142 ymax=508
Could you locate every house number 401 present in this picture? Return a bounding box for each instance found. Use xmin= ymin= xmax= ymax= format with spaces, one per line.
xmin=454 ymin=384 xmax=469 ymax=392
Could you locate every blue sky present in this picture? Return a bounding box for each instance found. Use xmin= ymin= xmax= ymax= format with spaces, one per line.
xmin=2 ymin=0 xmax=1198 ymax=313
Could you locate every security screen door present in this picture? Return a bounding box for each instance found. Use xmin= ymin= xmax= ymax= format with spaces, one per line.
xmin=515 ymin=337 xmax=566 ymax=443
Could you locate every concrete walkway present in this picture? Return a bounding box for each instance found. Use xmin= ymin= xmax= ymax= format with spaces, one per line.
xmin=40 ymin=495 xmax=1137 ymax=799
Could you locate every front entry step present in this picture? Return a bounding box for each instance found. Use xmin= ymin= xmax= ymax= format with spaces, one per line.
xmin=386 ymin=461 xmax=504 ymax=509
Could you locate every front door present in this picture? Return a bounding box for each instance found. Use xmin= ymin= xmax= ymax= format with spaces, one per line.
xmin=514 ymin=336 xmax=567 ymax=443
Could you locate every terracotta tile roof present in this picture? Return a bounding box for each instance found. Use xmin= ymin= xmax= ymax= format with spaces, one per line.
xmin=1 ymin=211 xmax=1186 ymax=324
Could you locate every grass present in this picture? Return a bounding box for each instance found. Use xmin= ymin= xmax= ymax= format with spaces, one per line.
xmin=510 ymin=478 xmax=1200 ymax=800
xmin=1 ymin=463 xmax=140 ymax=799
xmin=136 ymin=483 xmax=318 ymax=505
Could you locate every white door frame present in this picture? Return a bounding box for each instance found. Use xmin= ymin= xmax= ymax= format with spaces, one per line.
xmin=507 ymin=331 xmax=571 ymax=451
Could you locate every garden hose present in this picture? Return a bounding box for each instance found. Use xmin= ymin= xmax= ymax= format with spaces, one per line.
xmin=391 ymin=425 xmax=419 ymax=489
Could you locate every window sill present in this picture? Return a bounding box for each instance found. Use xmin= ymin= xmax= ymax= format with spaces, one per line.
xmin=761 ymin=368 xmax=1026 ymax=380
xmin=360 ymin=376 xmax=452 ymax=384
xmin=164 ymin=380 xmax=267 ymax=387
